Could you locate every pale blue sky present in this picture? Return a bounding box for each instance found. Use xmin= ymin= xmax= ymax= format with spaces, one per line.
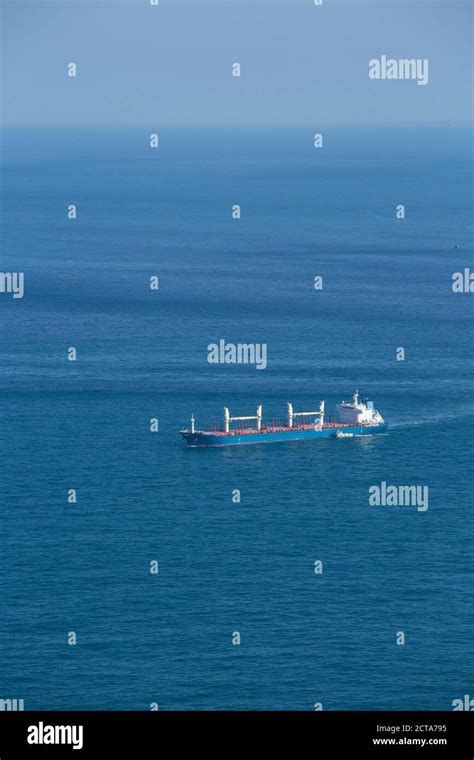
xmin=1 ymin=0 xmax=472 ymax=126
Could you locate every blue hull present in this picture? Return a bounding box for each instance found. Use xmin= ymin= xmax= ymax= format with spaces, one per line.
xmin=182 ymin=424 xmax=387 ymax=447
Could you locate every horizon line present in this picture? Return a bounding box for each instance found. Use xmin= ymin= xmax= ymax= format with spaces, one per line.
xmin=2 ymin=121 xmax=473 ymax=130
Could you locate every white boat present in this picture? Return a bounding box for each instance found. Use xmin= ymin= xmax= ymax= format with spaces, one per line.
xmin=335 ymin=431 xmax=354 ymax=438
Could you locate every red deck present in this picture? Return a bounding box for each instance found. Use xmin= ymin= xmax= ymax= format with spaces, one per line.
xmin=209 ymin=422 xmax=351 ymax=437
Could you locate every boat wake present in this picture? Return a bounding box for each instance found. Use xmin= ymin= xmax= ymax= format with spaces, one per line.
xmin=389 ymin=408 xmax=474 ymax=431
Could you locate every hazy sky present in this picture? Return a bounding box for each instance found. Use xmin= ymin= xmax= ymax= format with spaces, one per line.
xmin=1 ymin=0 xmax=472 ymax=126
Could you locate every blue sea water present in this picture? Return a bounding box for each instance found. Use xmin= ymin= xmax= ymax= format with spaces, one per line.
xmin=0 ymin=126 xmax=472 ymax=710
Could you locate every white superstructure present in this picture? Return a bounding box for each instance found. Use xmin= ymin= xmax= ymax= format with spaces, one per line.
xmin=335 ymin=390 xmax=384 ymax=427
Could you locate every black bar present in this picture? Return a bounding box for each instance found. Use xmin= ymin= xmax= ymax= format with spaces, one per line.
xmin=0 ymin=711 xmax=472 ymax=758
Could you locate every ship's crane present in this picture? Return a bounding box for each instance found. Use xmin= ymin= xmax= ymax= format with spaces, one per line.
xmin=224 ymin=405 xmax=262 ymax=433
xmin=287 ymin=401 xmax=325 ymax=429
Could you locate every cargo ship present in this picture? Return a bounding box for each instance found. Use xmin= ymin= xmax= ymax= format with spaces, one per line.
xmin=181 ymin=391 xmax=386 ymax=447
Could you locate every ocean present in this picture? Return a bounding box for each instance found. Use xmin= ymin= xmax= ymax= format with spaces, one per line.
xmin=0 ymin=126 xmax=472 ymax=709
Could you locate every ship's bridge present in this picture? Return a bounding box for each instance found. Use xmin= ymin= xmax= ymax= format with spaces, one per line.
xmin=336 ymin=390 xmax=384 ymax=426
